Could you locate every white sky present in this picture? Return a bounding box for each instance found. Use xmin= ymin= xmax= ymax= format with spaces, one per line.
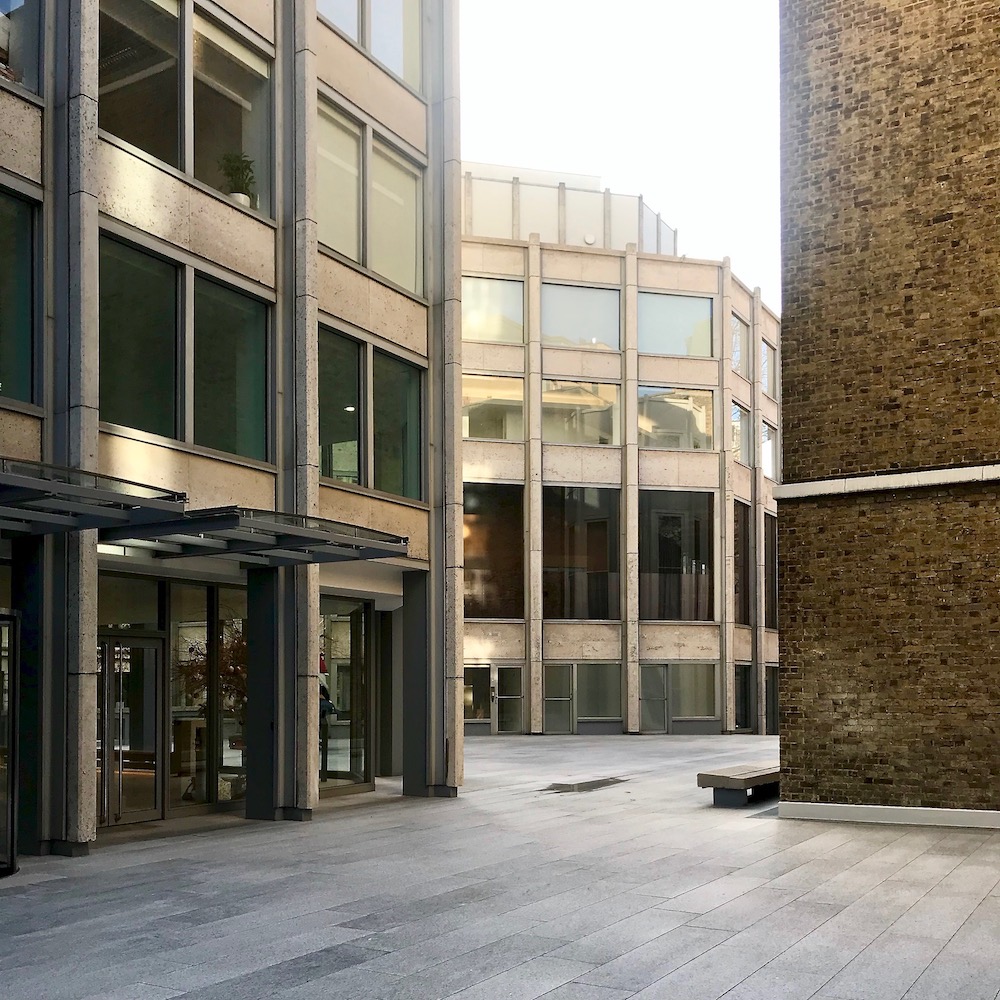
xmin=459 ymin=0 xmax=781 ymax=311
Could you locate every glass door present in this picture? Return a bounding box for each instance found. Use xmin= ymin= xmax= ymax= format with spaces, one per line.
xmin=98 ymin=638 xmax=163 ymax=826
xmin=0 ymin=614 xmax=18 ymax=877
xmin=463 ymin=665 xmax=524 ymax=735
xmin=543 ymin=663 xmax=573 ymax=733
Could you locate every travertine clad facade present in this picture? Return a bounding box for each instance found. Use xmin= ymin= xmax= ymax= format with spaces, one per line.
xmin=779 ymin=0 xmax=1000 ymax=818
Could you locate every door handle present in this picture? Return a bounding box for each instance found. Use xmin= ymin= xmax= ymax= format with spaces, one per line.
xmin=491 ymin=685 xmax=497 ymax=704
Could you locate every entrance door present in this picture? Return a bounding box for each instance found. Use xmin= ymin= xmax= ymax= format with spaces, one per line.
xmin=98 ymin=638 xmax=163 ymax=826
xmin=463 ymin=665 xmax=524 ymax=735
xmin=0 ymin=614 xmax=18 ymax=877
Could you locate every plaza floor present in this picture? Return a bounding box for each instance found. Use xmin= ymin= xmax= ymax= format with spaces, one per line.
xmin=3 ymin=735 xmax=1000 ymax=1000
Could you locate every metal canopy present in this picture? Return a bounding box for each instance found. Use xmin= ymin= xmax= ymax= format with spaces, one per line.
xmin=0 ymin=457 xmax=407 ymax=567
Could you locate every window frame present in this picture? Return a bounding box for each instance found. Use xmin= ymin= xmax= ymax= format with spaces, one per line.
xmin=540 ymin=379 xmax=622 ymax=447
xmin=731 ymin=312 xmax=750 ymax=380
xmin=636 ymin=384 xmax=715 ymax=452
xmin=762 ymin=340 xmax=778 ymax=398
xmin=762 ymin=420 xmax=778 ymax=480
xmin=461 ymin=371 xmax=525 ymax=443
xmin=637 ymin=290 xmax=714 ymax=358
xmin=0 ymin=0 xmax=43 ymax=97
xmin=540 ymin=281 xmax=622 ymax=352
xmin=460 ymin=274 xmax=525 ymax=345
xmin=731 ymin=402 xmax=751 ymax=466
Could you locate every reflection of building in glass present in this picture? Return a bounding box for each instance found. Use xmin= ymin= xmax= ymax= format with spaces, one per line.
xmin=461 ymin=163 xmax=781 ymax=738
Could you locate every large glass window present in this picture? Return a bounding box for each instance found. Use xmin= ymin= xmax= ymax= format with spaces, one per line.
xmin=638 ymin=292 xmax=712 ymax=357
xmin=577 ymin=662 xmax=621 ymax=720
xmin=639 ymin=491 xmax=713 ymax=622
xmin=217 ymin=587 xmax=247 ymax=803
xmin=464 ymin=484 xmax=524 ymax=619
xmin=370 ymin=0 xmax=421 ymax=88
xmin=734 ymin=501 xmax=751 ymax=626
xmin=765 ymin=513 xmax=778 ymax=629
xmin=169 ymin=584 xmax=209 ymax=808
xmin=317 ymin=105 xmax=362 ymax=261
xmin=371 ymin=142 xmax=423 ymax=293
xmin=462 ymin=277 xmax=523 ymax=344
xmin=317 ymin=0 xmax=359 ymax=40
xmin=732 ymin=314 xmax=750 ymax=379
xmin=637 ymin=387 xmax=713 ymax=451
xmin=318 ymin=329 xmax=362 ymax=484
xmin=732 ymin=404 xmax=750 ymax=464
xmin=735 ymin=663 xmax=755 ymax=730
xmin=462 ymin=375 xmax=524 ymax=441
xmin=373 ymin=351 xmax=421 ymax=498
xmin=0 ymin=189 xmax=33 ymax=402
xmin=672 ymin=663 xmax=717 ymax=718
xmin=194 ymin=277 xmax=267 ymax=461
xmin=543 ymin=487 xmax=620 ymax=620
xmin=762 ymin=341 xmax=777 ymax=397
xmin=99 ymin=0 xmax=181 ymax=167
xmin=193 ymin=15 xmax=271 ymax=215
xmin=541 ymin=284 xmax=620 ymax=350
xmin=99 ymin=238 xmax=177 ymax=438
xmin=541 ymin=381 xmax=620 ymax=446
xmin=762 ymin=422 xmax=777 ymax=479
xmin=0 ymin=0 xmax=40 ymax=91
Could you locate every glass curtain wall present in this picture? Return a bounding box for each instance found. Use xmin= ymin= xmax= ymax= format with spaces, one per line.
xmin=0 ymin=0 xmax=40 ymax=90
xmin=0 ymin=189 xmax=33 ymax=403
xmin=464 ymin=483 xmax=524 ymax=619
xmin=639 ymin=491 xmax=713 ymax=621
xmin=543 ymin=487 xmax=620 ymax=620
xmin=541 ymin=284 xmax=620 ymax=350
xmin=461 ymin=277 xmax=524 ymax=343
xmin=318 ymin=329 xmax=362 ymax=483
xmin=462 ymin=375 xmax=524 ymax=441
xmin=638 ymin=292 xmax=712 ymax=357
xmin=541 ymin=381 xmax=620 ymax=446
xmin=734 ymin=501 xmax=751 ymax=626
xmin=373 ymin=351 xmax=421 ymax=499
xmin=637 ymin=387 xmax=713 ymax=450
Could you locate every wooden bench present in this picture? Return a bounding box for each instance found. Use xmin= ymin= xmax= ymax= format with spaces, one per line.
xmin=697 ymin=762 xmax=780 ymax=807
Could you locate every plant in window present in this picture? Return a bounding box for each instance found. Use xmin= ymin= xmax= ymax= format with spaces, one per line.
xmin=218 ymin=152 xmax=256 ymax=209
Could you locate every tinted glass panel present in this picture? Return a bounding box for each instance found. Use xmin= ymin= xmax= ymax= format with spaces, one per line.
xmin=577 ymin=662 xmax=621 ymax=719
xmin=541 ymin=381 xmax=620 ymax=446
xmin=732 ymin=404 xmax=750 ymax=464
xmin=765 ymin=514 xmax=778 ymax=629
xmin=317 ymin=105 xmax=361 ymax=260
xmin=318 ymin=329 xmax=362 ymax=484
xmin=370 ymin=143 xmax=422 ymax=293
xmin=169 ymin=584 xmax=209 ymax=807
xmin=320 ymin=597 xmax=368 ymax=786
xmin=543 ymin=487 xmax=620 ymax=620
xmin=637 ymin=387 xmax=713 ymax=450
xmin=638 ymin=292 xmax=712 ymax=357
xmin=194 ymin=278 xmax=267 ymax=460
xmin=193 ymin=17 xmax=271 ymax=215
xmin=317 ymin=0 xmax=358 ymax=39
xmin=541 ymin=284 xmax=620 ymax=350
xmin=672 ymin=663 xmax=717 ymax=718
xmin=735 ymin=663 xmax=755 ymax=730
xmin=463 ymin=666 xmax=489 ymax=722
xmin=99 ymin=238 xmax=176 ymax=438
xmin=464 ymin=484 xmax=524 ymax=619
xmin=0 ymin=0 xmax=40 ymax=91
xmin=462 ymin=375 xmax=523 ymax=441
xmin=370 ymin=0 xmax=421 ymax=88
xmin=373 ymin=351 xmax=421 ymax=498
xmin=217 ymin=588 xmax=247 ymax=802
xmin=0 ymin=190 xmax=33 ymax=402
xmin=732 ymin=314 xmax=750 ymax=378
xmin=462 ymin=277 xmax=523 ymax=343
xmin=734 ymin=501 xmax=751 ymax=626
xmin=98 ymin=575 xmax=160 ymax=630
xmin=639 ymin=491 xmax=713 ymax=622
xmin=99 ymin=0 xmax=180 ymax=167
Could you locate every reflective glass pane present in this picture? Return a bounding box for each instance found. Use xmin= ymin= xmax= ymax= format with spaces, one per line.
xmin=99 ymin=238 xmax=177 ymax=438
xmin=371 ymin=142 xmax=422 ymax=293
xmin=762 ymin=423 xmax=777 ymax=479
xmin=463 ymin=666 xmax=490 ymax=722
xmin=672 ymin=662 xmax=717 ymax=718
xmin=541 ymin=284 xmax=620 ymax=350
xmin=317 ymin=105 xmax=361 ymax=260
xmin=217 ymin=588 xmax=247 ymax=802
xmin=497 ymin=696 xmax=522 ymax=734
xmin=0 ymin=0 xmax=40 ymax=90
xmin=318 ymin=329 xmax=362 ymax=484
xmin=99 ymin=0 xmax=180 ymax=167
xmin=638 ymin=292 xmax=712 ymax=357
xmin=462 ymin=374 xmax=523 ymax=441
xmin=98 ymin=574 xmax=160 ymax=630
xmin=734 ymin=501 xmax=752 ymax=626
xmin=0 ymin=190 xmax=33 ymax=402
xmin=370 ymin=0 xmax=421 ymax=88
xmin=194 ymin=277 xmax=267 ymax=460
xmin=640 ymin=663 xmax=667 ymax=701
xmin=117 ymin=644 xmax=158 ymax=815
xmin=373 ymin=351 xmax=421 ymax=499
xmin=193 ymin=16 xmax=272 ymax=215
xmin=320 ymin=598 xmax=368 ymax=786
xmin=464 ymin=483 xmax=524 ymax=619
xmin=544 ymin=699 xmax=571 ymax=734
xmin=732 ymin=404 xmax=750 ymax=464
xmin=462 ymin=277 xmax=523 ymax=343
xmin=762 ymin=341 xmax=777 ymax=396
xmin=735 ymin=663 xmax=755 ymax=730
xmin=640 ymin=697 xmax=666 ymax=734
xmin=577 ymin=662 xmax=621 ymax=719
xmin=497 ymin=666 xmax=521 ymax=698
xmin=732 ymin=314 xmax=750 ymax=378
xmin=0 ymin=621 xmax=11 ymax=870
xmin=541 ymin=381 xmax=620 ymax=446
xmin=169 ymin=585 xmax=209 ymax=808
xmin=765 ymin=514 xmax=778 ymax=629
xmin=637 ymin=387 xmax=713 ymax=450
xmin=545 ymin=663 xmax=572 ymax=699
xmin=639 ymin=491 xmax=713 ymax=622
xmin=317 ymin=0 xmax=358 ymax=39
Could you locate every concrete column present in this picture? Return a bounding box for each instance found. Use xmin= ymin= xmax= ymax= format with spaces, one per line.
xmin=525 ymin=235 xmax=544 ymax=733
xmin=719 ymin=259 xmax=735 ymax=732
xmin=622 ymin=246 xmax=640 ymax=733
xmin=752 ymin=287 xmax=767 ymax=735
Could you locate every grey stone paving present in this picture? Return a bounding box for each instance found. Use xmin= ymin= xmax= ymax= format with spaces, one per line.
xmin=3 ymin=735 xmax=1000 ymax=999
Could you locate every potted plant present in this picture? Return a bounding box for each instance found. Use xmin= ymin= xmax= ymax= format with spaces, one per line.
xmin=218 ymin=151 xmax=256 ymax=209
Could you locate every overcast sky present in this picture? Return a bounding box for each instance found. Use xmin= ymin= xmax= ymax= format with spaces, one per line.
xmin=459 ymin=0 xmax=782 ymax=311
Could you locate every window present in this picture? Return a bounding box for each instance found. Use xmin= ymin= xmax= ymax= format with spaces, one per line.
xmin=541 ymin=284 xmax=620 ymax=350
xmin=577 ymin=662 xmax=622 ymax=720
xmin=462 ymin=375 xmax=523 ymax=441
xmin=464 ymin=484 xmax=524 ymax=619
xmin=734 ymin=501 xmax=751 ymax=626
xmin=762 ymin=341 xmax=777 ymax=396
xmin=194 ymin=277 xmax=268 ymax=461
xmin=640 ymin=664 xmax=668 ymax=733
xmin=672 ymin=663 xmax=717 ymax=718
xmin=0 ymin=189 xmax=33 ymax=402
xmin=373 ymin=351 xmax=421 ymax=499
xmin=637 ymin=387 xmax=713 ymax=450
xmin=318 ymin=0 xmax=421 ymax=89
xmin=639 ymin=491 xmax=713 ymax=622
xmin=732 ymin=404 xmax=750 ymax=464
xmin=543 ymin=487 xmax=620 ymax=620
xmin=735 ymin=663 xmax=755 ymax=730
xmin=99 ymin=237 xmax=177 ymax=438
xmin=541 ymin=381 xmax=620 ymax=446
xmin=462 ymin=277 xmax=523 ymax=344
xmin=732 ymin=314 xmax=750 ymax=379
xmin=317 ymin=101 xmax=424 ymax=294
xmin=99 ymin=2 xmax=272 ymax=212
xmin=544 ymin=662 xmax=622 ymax=732
xmin=762 ymin=422 xmax=777 ymax=479
xmin=765 ymin=513 xmax=778 ymax=629
xmin=318 ymin=329 xmax=361 ymax=484
xmin=0 ymin=0 xmax=40 ymax=91
xmin=638 ymin=292 xmax=712 ymax=357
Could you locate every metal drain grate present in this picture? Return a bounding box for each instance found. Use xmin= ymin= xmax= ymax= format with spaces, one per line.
xmin=543 ymin=777 xmax=628 ymax=794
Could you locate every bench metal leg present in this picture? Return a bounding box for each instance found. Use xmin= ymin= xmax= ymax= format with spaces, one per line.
xmin=712 ymin=787 xmax=750 ymax=808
